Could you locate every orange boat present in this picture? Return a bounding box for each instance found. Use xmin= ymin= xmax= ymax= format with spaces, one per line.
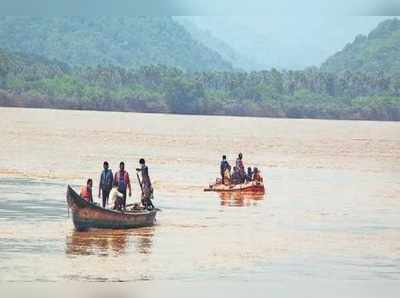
xmin=204 ymin=180 xmax=265 ymax=193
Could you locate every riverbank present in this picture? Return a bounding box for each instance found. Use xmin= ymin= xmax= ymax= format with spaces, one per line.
xmin=1 ymin=89 xmax=399 ymax=121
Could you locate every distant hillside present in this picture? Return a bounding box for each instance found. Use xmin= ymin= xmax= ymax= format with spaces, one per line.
xmin=175 ymin=17 xmax=260 ymax=71
xmin=1 ymin=48 xmax=399 ymax=121
xmin=0 ymin=17 xmax=399 ymax=121
xmin=0 ymin=48 xmax=68 ymax=88
xmin=185 ymin=17 xmax=387 ymax=71
xmin=321 ymin=18 xmax=400 ymax=73
xmin=0 ymin=17 xmax=232 ymax=72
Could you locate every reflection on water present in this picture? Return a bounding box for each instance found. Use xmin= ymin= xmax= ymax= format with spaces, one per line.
xmin=219 ymin=192 xmax=265 ymax=207
xmin=65 ymin=227 xmax=154 ymax=256
xmin=131 ymin=228 xmax=154 ymax=255
xmin=66 ymin=230 xmax=129 ymax=256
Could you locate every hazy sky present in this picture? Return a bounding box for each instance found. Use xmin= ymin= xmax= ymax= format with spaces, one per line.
xmin=180 ymin=1 xmax=400 ymax=16
xmin=0 ymin=0 xmax=399 ymax=16
xmin=186 ymin=16 xmax=390 ymax=69
xmin=0 ymin=0 xmax=396 ymax=69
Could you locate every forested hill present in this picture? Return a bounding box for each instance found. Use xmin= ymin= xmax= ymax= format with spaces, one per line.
xmin=0 ymin=17 xmax=232 ymax=72
xmin=0 ymin=17 xmax=399 ymax=121
xmin=321 ymin=18 xmax=400 ymax=73
xmin=0 ymin=48 xmax=68 ymax=85
xmin=1 ymin=46 xmax=399 ymax=121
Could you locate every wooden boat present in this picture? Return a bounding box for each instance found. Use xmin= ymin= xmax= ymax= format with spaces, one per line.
xmin=204 ymin=180 xmax=265 ymax=193
xmin=66 ymin=185 xmax=159 ymax=231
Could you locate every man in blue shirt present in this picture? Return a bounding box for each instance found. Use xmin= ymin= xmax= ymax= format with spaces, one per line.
xmin=98 ymin=161 xmax=113 ymax=208
xmin=220 ymin=155 xmax=231 ymax=184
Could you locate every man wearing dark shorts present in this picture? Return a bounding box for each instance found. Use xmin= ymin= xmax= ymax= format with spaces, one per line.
xmin=136 ymin=158 xmax=154 ymax=210
xmin=98 ymin=161 xmax=113 ymax=208
xmin=114 ymin=161 xmax=131 ymax=209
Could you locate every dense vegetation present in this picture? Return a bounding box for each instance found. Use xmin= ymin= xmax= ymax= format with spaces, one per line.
xmin=0 ymin=17 xmax=232 ymax=72
xmin=321 ymin=18 xmax=400 ymax=74
xmin=0 ymin=17 xmax=399 ymax=121
xmin=1 ymin=48 xmax=399 ymax=120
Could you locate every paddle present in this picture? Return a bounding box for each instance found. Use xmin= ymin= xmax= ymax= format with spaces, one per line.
xmin=136 ymin=172 xmax=144 ymax=196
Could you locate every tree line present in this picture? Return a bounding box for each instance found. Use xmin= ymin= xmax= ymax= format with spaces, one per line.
xmin=1 ymin=56 xmax=399 ymax=120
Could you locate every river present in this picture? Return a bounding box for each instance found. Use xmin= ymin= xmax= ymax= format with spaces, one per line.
xmin=0 ymin=107 xmax=399 ymax=285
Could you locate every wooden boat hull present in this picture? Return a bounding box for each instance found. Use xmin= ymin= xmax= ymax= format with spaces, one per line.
xmin=66 ymin=185 xmax=158 ymax=231
xmin=204 ymin=181 xmax=265 ymax=193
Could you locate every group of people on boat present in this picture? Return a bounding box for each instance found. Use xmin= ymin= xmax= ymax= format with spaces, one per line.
xmin=78 ymin=153 xmax=262 ymax=210
xmin=80 ymin=158 xmax=154 ymax=210
xmin=220 ymin=153 xmax=263 ymax=185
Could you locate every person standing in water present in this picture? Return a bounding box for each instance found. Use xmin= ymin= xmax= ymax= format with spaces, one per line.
xmin=98 ymin=161 xmax=113 ymax=208
xmin=136 ymin=158 xmax=154 ymax=210
xmin=114 ymin=161 xmax=131 ymax=209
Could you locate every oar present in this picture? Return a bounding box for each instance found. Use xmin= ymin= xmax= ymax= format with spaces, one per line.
xmin=136 ymin=172 xmax=144 ymax=196
xmin=119 ymin=174 xmax=143 ymax=210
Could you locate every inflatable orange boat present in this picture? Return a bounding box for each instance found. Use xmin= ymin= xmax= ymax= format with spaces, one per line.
xmin=204 ymin=180 xmax=265 ymax=193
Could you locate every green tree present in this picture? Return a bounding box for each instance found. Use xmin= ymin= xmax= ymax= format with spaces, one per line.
xmin=165 ymin=77 xmax=205 ymax=114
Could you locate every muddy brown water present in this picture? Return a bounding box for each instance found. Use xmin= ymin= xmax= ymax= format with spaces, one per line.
xmin=0 ymin=107 xmax=399 ymax=282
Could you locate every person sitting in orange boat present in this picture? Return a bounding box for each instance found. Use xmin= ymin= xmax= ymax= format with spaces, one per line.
xmin=245 ymin=167 xmax=253 ymax=182
xmin=114 ymin=161 xmax=132 ymax=210
xmin=80 ymin=178 xmax=93 ymax=203
xmin=231 ymin=166 xmax=241 ymax=185
xmin=253 ymin=167 xmax=263 ymax=183
xmin=223 ymin=167 xmax=231 ymax=185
